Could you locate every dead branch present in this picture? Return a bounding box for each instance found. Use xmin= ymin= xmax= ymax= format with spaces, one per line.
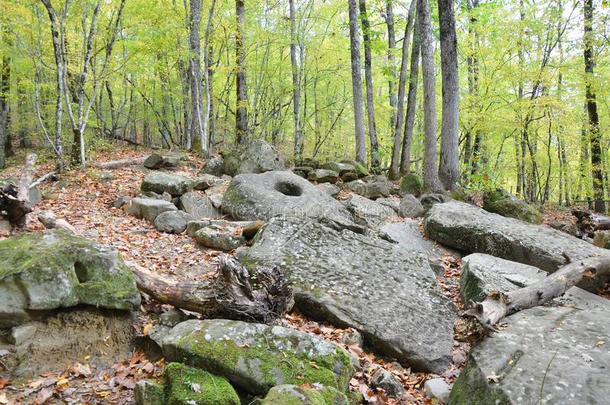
xmin=92 ymin=156 xmax=147 ymax=170
xmin=38 ymin=211 xmax=77 ymax=233
xmin=465 ymin=255 xmax=610 ymax=328
xmin=0 ymin=153 xmax=37 ymax=227
xmin=131 ymin=255 xmax=293 ymax=323
xmin=30 ymin=171 xmax=58 ymax=189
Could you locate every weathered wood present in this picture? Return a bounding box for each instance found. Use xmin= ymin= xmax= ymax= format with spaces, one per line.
xmin=132 ymin=255 xmax=293 ymax=323
xmin=29 ymin=171 xmax=57 ymax=189
xmin=92 ymin=156 xmax=146 ymax=169
xmin=38 ymin=211 xmax=77 ymax=233
xmin=0 ymin=153 xmax=37 ymax=227
xmin=465 ymin=255 xmax=610 ymax=328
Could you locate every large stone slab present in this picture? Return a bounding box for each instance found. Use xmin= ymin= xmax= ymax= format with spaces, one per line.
xmin=424 ymin=201 xmax=610 ymax=289
xmin=124 ymin=197 xmax=177 ymax=222
xmin=222 ymin=171 xmax=361 ymax=232
xmin=161 ymin=319 xmax=353 ymax=395
xmin=239 ymin=217 xmax=455 ymax=373
xmin=344 ymin=193 xmax=396 ymax=228
xmin=0 ymin=230 xmax=140 ymax=327
xmin=222 ymin=139 xmax=285 ymax=176
xmin=141 ymin=171 xmax=193 ymax=196
xmin=179 ymin=191 xmax=222 ymax=219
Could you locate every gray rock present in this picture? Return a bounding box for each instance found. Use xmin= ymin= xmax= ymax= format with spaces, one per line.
xmin=344 ymin=193 xmax=396 ymax=228
xmin=322 ymin=162 xmax=356 ymax=176
xmin=125 ymin=197 xmax=177 ymax=222
xmin=398 ymin=194 xmax=425 ymax=218
xmin=362 ymin=176 xmax=391 ymax=199
xmin=159 ymin=308 xmax=189 ymax=327
xmin=239 ymin=217 xmax=455 ymax=373
xmin=141 ymin=171 xmax=193 ymax=197
xmin=400 ymin=173 xmax=423 ymax=197
xmin=340 ymin=329 xmax=363 ymax=347
xmin=143 ymin=152 xmax=186 ymax=169
xmin=206 ymin=181 xmax=229 ymax=208
xmin=134 ymin=380 xmax=165 ymax=405
xmin=191 ymin=173 xmax=223 ymax=191
xmin=99 ymin=171 xmax=115 ymax=182
xmin=425 ymin=201 xmax=610 ymax=290
xmin=223 ymin=139 xmax=285 ymax=176
xmin=161 ymin=319 xmax=353 ymax=395
xmin=10 ymin=323 xmax=40 ymax=345
xmin=113 ymin=196 xmax=130 ymax=209
xmin=316 ymin=183 xmax=341 ymax=197
xmin=201 ymin=156 xmax=224 ymax=176
xmin=371 ymin=367 xmax=406 ymax=398
xmin=420 ymin=193 xmax=450 ymax=210
xmin=222 ymin=171 xmax=360 ymax=232
xmin=375 ymin=197 xmax=400 ymax=213
xmin=140 ymin=190 xmax=172 ymax=202
xmin=0 ymin=230 xmax=140 ymax=327
xmin=186 ymin=219 xmax=262 ymax=239
xmin=424 ymin=378 xmax=451 ymax=403
xmin=179 ymin=191 xmax=222 ymax=219
xmin=192 ymin=223 xmax=246 ymax=251
xmin=308 ymin=168 xmax=340 ymax=184
xmin=449 ymin=299 xmax=610 ymax=405
xmin=594 ymin=230 xmax=610 ymax=249
xmin=0 ymin=219 xmax=11 ymax=236
xmin=483 ymin=189 xmax=542 ymax=224
xmin=153 ymin=210 xmax=193 ymax=234
xmin=262 ymin=384 xmax=349 ymax=404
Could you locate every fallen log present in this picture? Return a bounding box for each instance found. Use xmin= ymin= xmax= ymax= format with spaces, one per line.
xmin=0 ymin=153 xmax=37 ymax=227
xmin=93 ymin=156 xmax=147 ymax=170
xmin=38 ymin=211 xmax=77 ymax=233
xmin=465 ymin=255 xmax=610 ymax=328
xmin=131 ymin=255 xmax=293 ymax=323
xmin=29 ymin=171 xmax=57 ymax=189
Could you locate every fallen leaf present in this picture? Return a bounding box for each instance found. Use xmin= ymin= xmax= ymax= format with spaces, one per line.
xmin=34 ymin=387 xmax=54 ymax=404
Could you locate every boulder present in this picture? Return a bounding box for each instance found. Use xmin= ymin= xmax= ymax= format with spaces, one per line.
xmin=449 ymin=295 xmax=610 ymax=404
xmin=222 ymin=171 xmax=360 ymax=232
xmin=261 ymin=384 xmax=349 ymax=405
xmin=134 ymin=380 xmax=165 ymax=405
xmin=161 ymin=319 xmax=353 ymax=395
xmin=322 ymin=162 xmax=356 ymax=176
xmin=125 ymin=197 xmax=177 ymax=222
xmin=398 ymin=194 xmax=425 ymax=218
xmin=239 ymin=217 xmax=455 ymax=373
xmin=154 ymin=211 xmax=193 ymax=234
xmin=345 ymin=178 xmax=390 ymax=200
xmin=143 ymin=152 xmax=186 ymax=169
xmin=222 ymin=139 xmax=285 ymax=176
xmin=308 ymin=169 xmax=339 ymax=184
xmin=400 ymin=173 xmax=423 ymax=197
xmin=424 ymin=378 xmax=451 ymax=404
xmin=316 ymin=183 xmax=341 ymax=197
xmin=191 ymin=173 xmax=224 ymax=191
xmin=179 ymin=191 xmax=222 ymax=219
xmin=483 ymin=189 xmax=542 ymax=224
xmin=141 ymin=171 xmax=193 ymax=197
xmin=371 ymin=367 xmax=406 ymax=398
xmin=186 ymin=219 xmax=262 ymax=240
xmin=593 ymin=230 xmax=610 ymax=249
xmin=344 ymin=193 xmax=396 ymax=228
xmin=201 ymin=156 xmax=224 ymax=176
xmin=375 ymin=197 xmax=400 ymax=213
xmin=420 ymin=193 xmax=449 ymax=210
xmin=0 ymin=230 xmax=140 ymax=327
xmin=425 ymin=201 xmax=610 ymax=290
xmin=140 ymin=190 xmax=172 ymax=202
xmin=164 ymin=362 xmax=240 ymax=405
xmin=292 ymin=166 xmax=314 ymax=178
xmin=192 ymin=223 xmax=246 ymax=251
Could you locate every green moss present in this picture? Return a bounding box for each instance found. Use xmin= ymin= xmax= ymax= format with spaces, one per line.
xmin=448 ymin=358 xmax=510 ymax=405
xmin=400 ymin=173 xmax=423 ymax=197
xmin=134 ymin=380 xmax=165 ymax=405
xmin=261 ymin=385 xmax=348 ymax=405
xmin=164 ymin=362 xmax=240 ymax=405
xmin=482 ymin=189 xmax=542 ymax=224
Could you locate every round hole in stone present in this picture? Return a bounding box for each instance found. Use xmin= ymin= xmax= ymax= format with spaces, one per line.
xmin=74 ymin=261 xmax=88 ymax=283
xmin=275 ymin=181 xmax=303 ymax=197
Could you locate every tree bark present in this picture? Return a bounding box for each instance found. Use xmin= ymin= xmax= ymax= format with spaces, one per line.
xmin=465 ymin=255 xmax=610 ymax=328
xmin=132 ymin=255 xmax=293 ymax=323
xmin=202 ymin=0 xmax=216 ymax=154
xmin=400 ymin=18 xmax=420 ymax=175
xmin=359 ymin=0 xmax=379 ymax=169
xmin=188 ymin=0 xmax=205 ymax=154
xmin=92 ymin=156 xmax=147 ymax=169
xmin=289 ymin=0 xmax=303 ymax=161
xmin=0 ymin=153 xmax=37 ymax=227
xmin=347 ymin=0 xmax=367 ymax=164
xmin=583 ymin=0 xmax=605 ymax=213
xmin=0 ymin=35 xmax=9 ymax=170
xmin=437 ymin=0 xmax=460 ymax=191
xmin=389 ymin=0 xmax=416 ymax=179
xmin=385 ymin=0 xmax=398 ymax=147
xmin=235 ymin=0 xmax=249 ymax=145
xmin=417 ymin=0 xmax=443 ymax=192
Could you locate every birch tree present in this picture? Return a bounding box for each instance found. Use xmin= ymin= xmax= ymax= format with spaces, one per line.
xmin=347 ymin=0 xmax=367 ymax=164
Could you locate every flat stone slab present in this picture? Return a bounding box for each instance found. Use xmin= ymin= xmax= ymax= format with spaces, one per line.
xmin=425 ymin=201 xmax=610 ymax=290
xmin=239 ymin=217 xmax=455 ymax=373
xmin=141 ymin=171 xmax=193 ymax=196
xmin=125 ymin=197 xmax=177 ymax=222
xmin=344 ymin=193 xmax=396 ymax=228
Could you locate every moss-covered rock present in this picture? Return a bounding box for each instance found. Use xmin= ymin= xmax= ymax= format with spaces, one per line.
xmin=141 ymin=171 xmax=194 ymax=197
xmin=482 ymin=189 xmax=542 ymax=224
xmin=261 ymin=384 xmax=349 ymax=405
xmin=134 ymin=380 xmax=165 ymax=405
xmin=399 ymin=173 xmax=423 ymax=197
xmin=161 ymin=319 xmax=353 ymax=396
xmin=165 ymin=362 xmax=240 ymax=405
xmin=222 ymin=140 xmax=285 ymax=176
xmin=0 ymin=230 xmax=140 ymax=327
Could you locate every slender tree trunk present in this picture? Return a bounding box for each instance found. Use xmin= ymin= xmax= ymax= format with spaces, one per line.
xmin=389 ymin=0 xmax=416 ymax=179
xmin=583 ymin=0 xmax=605 ymax=213
xmin=437 ymin=0 xmax=460 ymax=190
xmin=235 ymin=0 xmax=248 ymax=145
xmin=400 ymin=19 xmax=420 ymax=175
xmin=359 ymin=0 xmax=379 ymax=168
xmin=202 ymin=0 xmax=216 ymax=154
xmin=417 ymin=0 xmax=443 ymax=192
xmin=0 ymin=37 xmax=9 ymax=169
xmin=385 ymin=0 xmax=398 ymax=143
xmin=347 ymin=0 xmax=367 ymax=164
xmin=188 ymin=0 xmax=205 ymax=154
xmin=289 ymin=0 xmax=303 ymax=161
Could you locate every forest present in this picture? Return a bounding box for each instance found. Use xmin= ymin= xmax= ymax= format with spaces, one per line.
xmin=0 ymin=0 xmax=608 ymax=211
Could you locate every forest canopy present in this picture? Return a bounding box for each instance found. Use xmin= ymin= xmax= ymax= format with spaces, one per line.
xmin=0 ymin=0 xmax=609 ymax=210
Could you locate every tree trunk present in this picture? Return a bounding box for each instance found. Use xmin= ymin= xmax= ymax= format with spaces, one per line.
xmin=465 ymin=255 xmax=610 ymax=328
xmin=188 ymin=0 xmax=205 ymax=154
xmin=583 ymin=0 xmax=605 ymax=213
xmin=388 ymin=0 xmax=416 ymax=180
xmin=417 ymin=0 xmax=443 ymax=192
xmin=359 ymin=0 xmax=379 ymax=169
xmin=289 ymin=0 xmax=303 ymax=161
xmin=437 ymin=0 xmax=460 ymax=191
xmin=347 ymin=0 xmax=367 ymax=164
xmin=132 ymin=255 xmax=293 ymax=323
xmin=0 ymin=154 xmax=37 ymax=227
xmin=400 ymin=18 xmax=420 ymax=175
xmin=235 ymin=0 xmax=249 ymax=145
xmin=202 ymin=0 xmax=216 ymax=154
xmin=385 ymin=0 xmax=398 ymax=147
xmin=0 ymin=40 xmax=9 ymax=169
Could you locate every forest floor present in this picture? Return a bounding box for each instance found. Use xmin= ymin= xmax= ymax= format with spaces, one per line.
xmin=1 ymin=146 xmax=607 ymax=404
